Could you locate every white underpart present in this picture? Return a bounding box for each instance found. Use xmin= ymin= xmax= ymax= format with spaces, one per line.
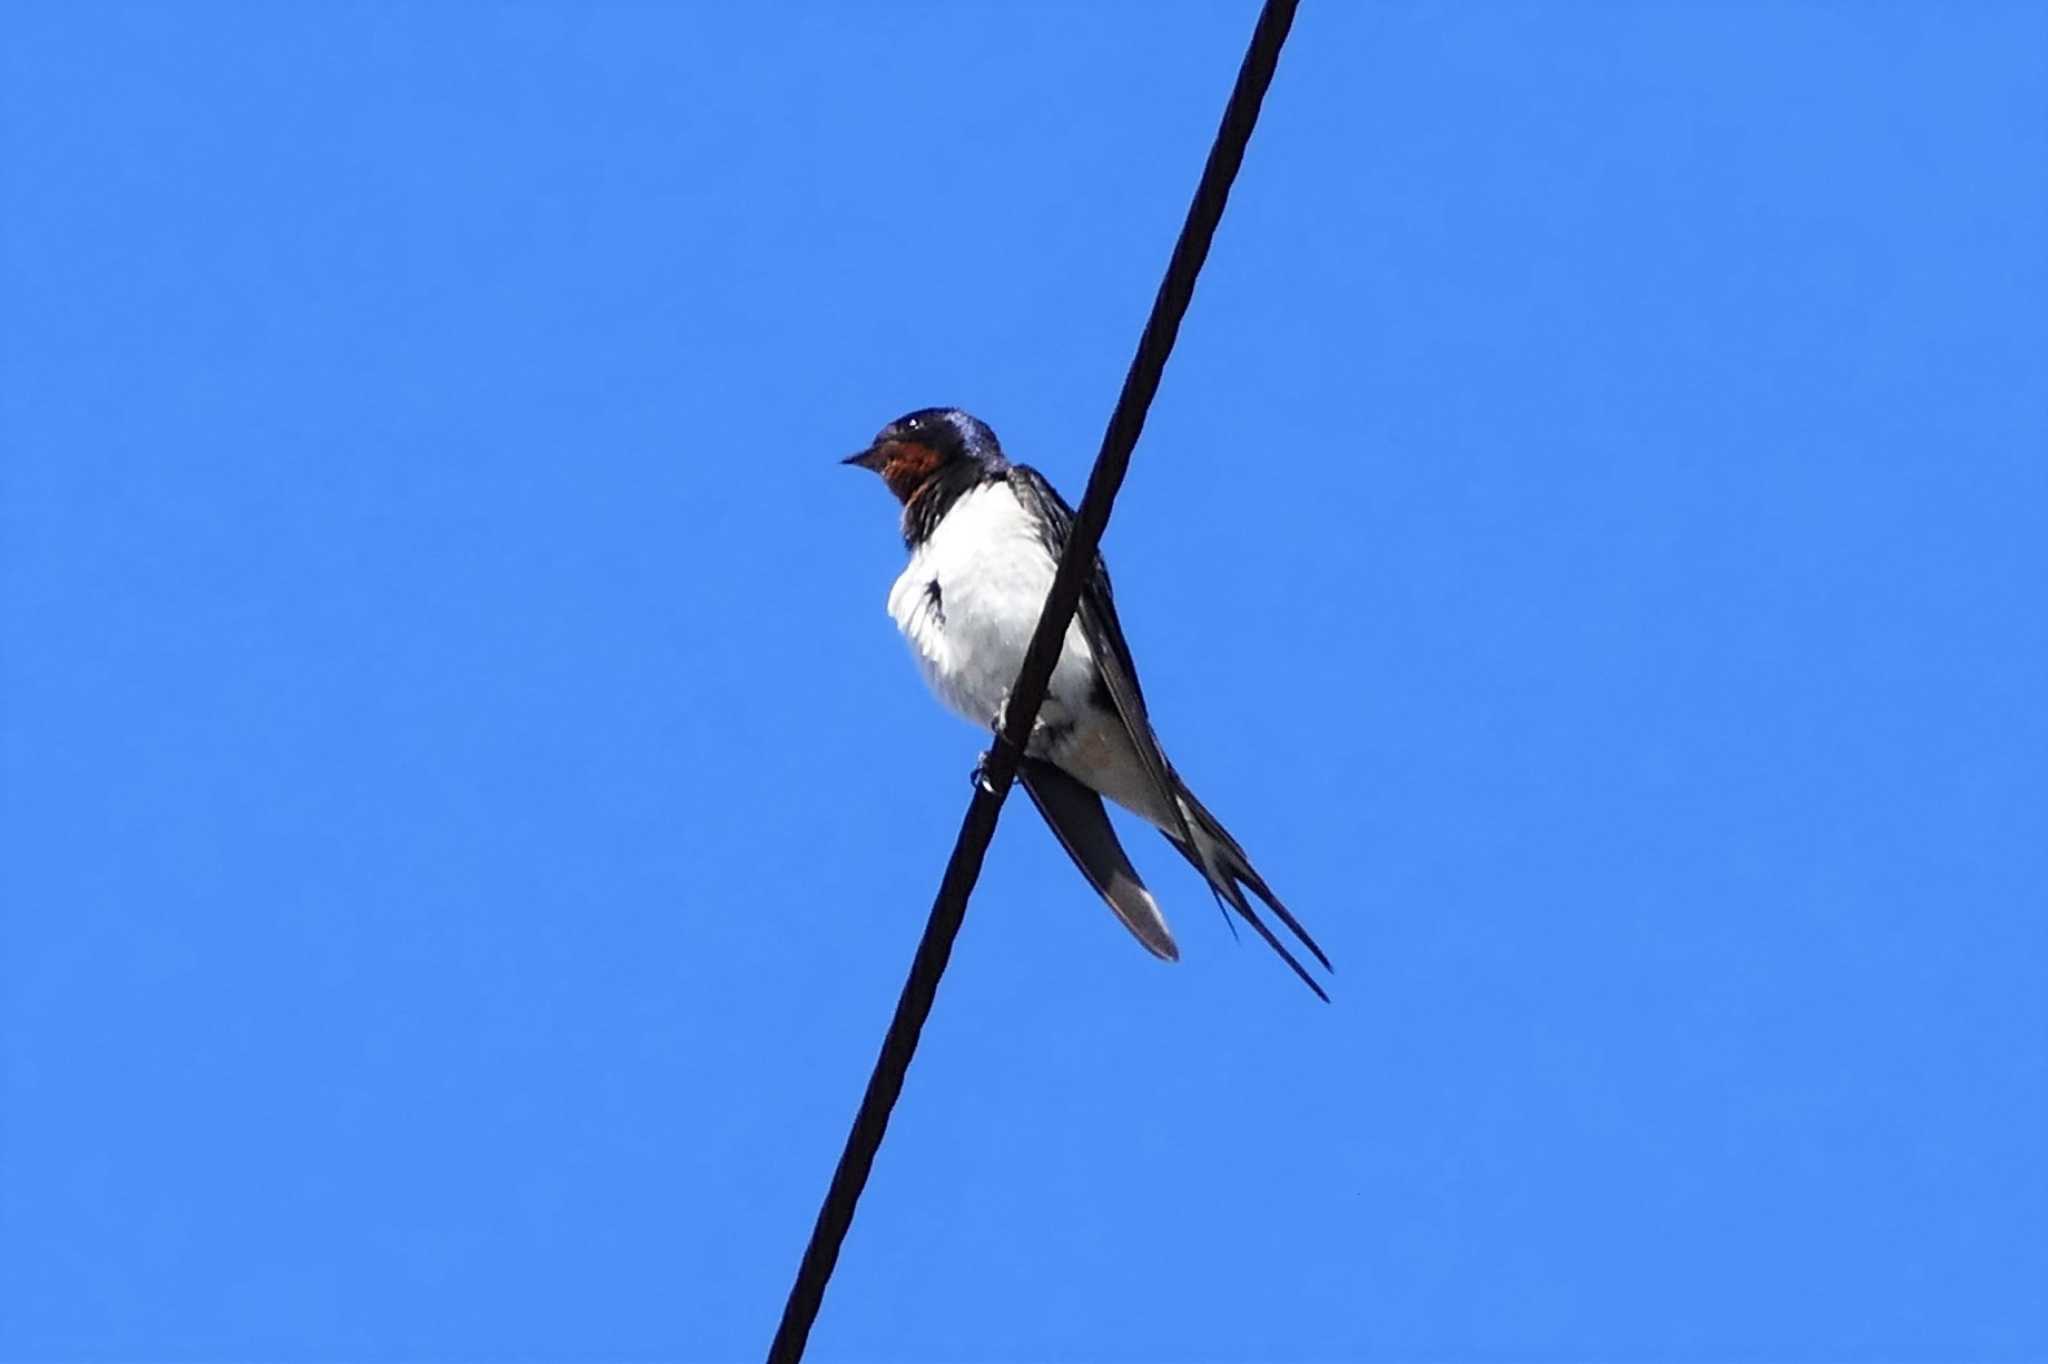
xmin=887 ymin=481 xmax=1095 ymax=735
xmin=886 ymin=480 xmax=1173 ymax=828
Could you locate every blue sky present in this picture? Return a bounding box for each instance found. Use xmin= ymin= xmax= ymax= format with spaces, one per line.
xmin=3 ymin=3 xmax=2043 ymax=1360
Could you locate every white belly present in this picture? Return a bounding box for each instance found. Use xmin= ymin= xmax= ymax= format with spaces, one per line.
xmin=886 ymin=480 xmax=1101 ymax=741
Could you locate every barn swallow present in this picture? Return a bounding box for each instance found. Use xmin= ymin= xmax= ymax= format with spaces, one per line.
xmin=845 ymin=407 xmax=1331 ymax=999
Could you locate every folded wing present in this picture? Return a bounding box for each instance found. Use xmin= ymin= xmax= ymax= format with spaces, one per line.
xmin=1019 ymin=756 xmax=1179 ymax=962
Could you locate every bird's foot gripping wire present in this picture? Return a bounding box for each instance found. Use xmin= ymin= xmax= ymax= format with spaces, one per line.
xmin=970 ymin=702 xmax=1027 ymax=795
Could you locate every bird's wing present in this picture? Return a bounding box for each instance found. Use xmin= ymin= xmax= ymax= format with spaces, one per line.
xmin=1019 ymin=756 xmax=1178 ymax=961
xmin=1004 ymin=465 xmax=1198 ymax=854
xmin=1008 ymin=466 xmax=1333 ymax=1002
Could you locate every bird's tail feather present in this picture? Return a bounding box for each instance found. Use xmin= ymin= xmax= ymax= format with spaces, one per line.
xmin=1168 ymin=779 xmax=1333 ymax=1001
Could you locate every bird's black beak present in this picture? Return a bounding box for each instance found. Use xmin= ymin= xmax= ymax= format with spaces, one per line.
xmin=843 ymin=445 xmax=886 ymax=471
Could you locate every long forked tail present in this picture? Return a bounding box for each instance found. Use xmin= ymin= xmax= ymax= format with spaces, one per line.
xmin=1166 ymin=779 xmax=1333 ymax=1001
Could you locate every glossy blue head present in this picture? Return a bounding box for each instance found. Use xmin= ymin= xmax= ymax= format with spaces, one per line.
xmin=843 ymin=407 xmax=1006 ymax=503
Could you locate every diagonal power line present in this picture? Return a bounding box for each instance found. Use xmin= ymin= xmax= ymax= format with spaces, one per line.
xmin=767 ymin=3 xmax=1301 ymax=1359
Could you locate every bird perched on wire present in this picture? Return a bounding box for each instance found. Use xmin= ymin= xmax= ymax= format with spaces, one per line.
xmin=844 ymin=406 xmax=1331 ymax=999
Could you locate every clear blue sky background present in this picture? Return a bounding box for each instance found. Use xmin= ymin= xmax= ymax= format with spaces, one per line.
xmin=3 ymin=4 xmax=2043 ymax=1361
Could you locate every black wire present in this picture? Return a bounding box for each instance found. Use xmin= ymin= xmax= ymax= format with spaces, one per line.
xmin=767 ymin=4 xmax=1300 ymax=1359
